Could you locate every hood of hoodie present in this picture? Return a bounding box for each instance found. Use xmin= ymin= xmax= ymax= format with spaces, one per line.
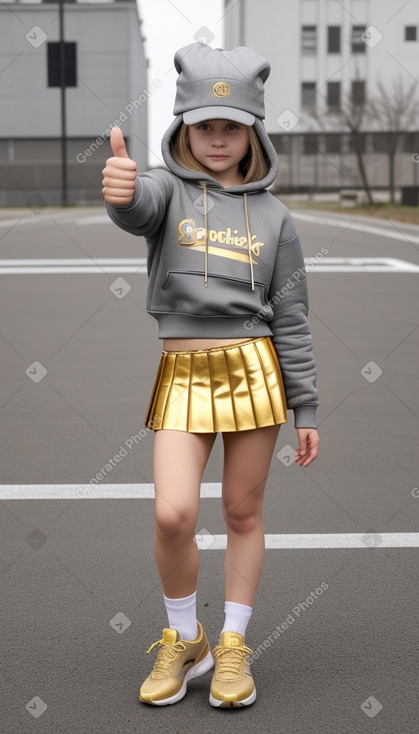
xmin=160 ymin=115 xmax=279 ymax=193
xmin=159 ymin=115 xmax=279 ymax=291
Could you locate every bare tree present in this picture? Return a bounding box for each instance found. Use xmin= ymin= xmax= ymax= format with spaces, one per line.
xmin=304 ymin=82 xmax=374 ymax=205
xmin=335 ymin=87 xmax=374 ymax=205
xmin=369 ymin=75 xmax=419 ymax=203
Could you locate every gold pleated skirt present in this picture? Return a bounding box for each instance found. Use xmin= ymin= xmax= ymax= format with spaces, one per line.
xmin=143 ymin=336 xmax=288 ymax=433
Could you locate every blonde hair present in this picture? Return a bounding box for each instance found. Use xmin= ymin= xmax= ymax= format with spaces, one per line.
xmin=169 ymin=122 xmax=270 ymax=184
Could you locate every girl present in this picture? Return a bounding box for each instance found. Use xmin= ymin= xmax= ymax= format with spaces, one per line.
xmin=102 ymin=42 xmax=319 ymax=709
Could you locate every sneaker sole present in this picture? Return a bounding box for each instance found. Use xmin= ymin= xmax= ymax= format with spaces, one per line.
xmin=139 ymin=650 xmax=214 ymax=706
xmin=209 ymin=687 xmax=257 ymax=708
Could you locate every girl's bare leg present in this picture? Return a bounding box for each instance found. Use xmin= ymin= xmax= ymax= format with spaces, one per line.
xmin=153 ymin=429 xmax=217 ymax=598
xmin=221 ymin=423 xmax=281 ymax=607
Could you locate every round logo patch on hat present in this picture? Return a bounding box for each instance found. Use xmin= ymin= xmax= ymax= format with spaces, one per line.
xmin=212 ymin=82 xmax=230 ymax=98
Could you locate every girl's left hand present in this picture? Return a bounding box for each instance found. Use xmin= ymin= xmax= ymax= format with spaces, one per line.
xmin=294 ymin=428 xmax=319 ymax=467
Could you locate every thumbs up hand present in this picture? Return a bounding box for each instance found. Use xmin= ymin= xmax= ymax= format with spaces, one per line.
xmin=102 ymin=127 xmax=138 ymax=205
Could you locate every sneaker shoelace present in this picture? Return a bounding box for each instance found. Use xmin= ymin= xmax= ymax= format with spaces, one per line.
xmin=212 ymin=643 xmax=253 ymax=679
xmin=145 ymin=637 xmax=187 ymax=679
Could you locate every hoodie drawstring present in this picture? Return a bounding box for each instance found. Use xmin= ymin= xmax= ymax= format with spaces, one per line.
xmin=243 ymin=192 xmax=255 ymax=292
xmin=200 ymin=183 xmax=255 ymax=292
xmin=201 ymin=181 xmax=209 ymax=287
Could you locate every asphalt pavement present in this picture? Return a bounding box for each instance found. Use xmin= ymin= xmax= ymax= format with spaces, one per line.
xmin=0 ymin=204 xmax=418 ymax=734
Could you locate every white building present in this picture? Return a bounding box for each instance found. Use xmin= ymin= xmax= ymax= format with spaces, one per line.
xmin=225 ymin=0 xmax=419 ymax=194
xmin=0 ymin=0 xmax=148 ymax=205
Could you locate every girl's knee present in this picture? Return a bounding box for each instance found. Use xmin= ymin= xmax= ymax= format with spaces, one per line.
xmin=155 ymin=504 xmax=196 ymax=540
xmin=223 ymin=502 xmax=260 ymax=534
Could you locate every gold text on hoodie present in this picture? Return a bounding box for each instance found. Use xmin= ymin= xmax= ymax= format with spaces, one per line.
xmin=177 ymin=218 xmax=263 ymax=265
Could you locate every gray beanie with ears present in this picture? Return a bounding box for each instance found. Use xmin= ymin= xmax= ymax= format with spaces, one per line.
xmin=173 ymin=42 xmax=271 ymax=126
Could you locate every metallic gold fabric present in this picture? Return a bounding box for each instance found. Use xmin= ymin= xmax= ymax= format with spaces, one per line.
xmin=143 ymin=336 xmax=288 ymax=433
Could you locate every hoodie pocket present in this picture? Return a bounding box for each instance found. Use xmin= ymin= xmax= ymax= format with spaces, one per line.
xmin=152 ymin=269 xmax=270 ymax=316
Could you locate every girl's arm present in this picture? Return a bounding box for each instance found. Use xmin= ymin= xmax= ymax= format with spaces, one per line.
xmin=102 ymin=126 xmax=173 ymax=237
xmin=268 ymin=209 xmax=319 ymax=430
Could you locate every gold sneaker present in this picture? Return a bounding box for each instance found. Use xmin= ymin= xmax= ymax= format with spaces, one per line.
xmin=139 ymin=620 xmax=214 ymax=705
xmin=209 ymin=631 xmax=256 ymax=708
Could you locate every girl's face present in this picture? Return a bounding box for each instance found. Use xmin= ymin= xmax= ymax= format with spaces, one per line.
xmin=187 ymin=119 xmax=250 ymax=186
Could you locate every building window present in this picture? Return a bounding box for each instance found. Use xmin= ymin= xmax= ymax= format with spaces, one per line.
xmin=403 ymin=132 xmax=418 ymax=153
xmin=328 ymin=26 xmax=341 ymax=53
xmin=276 ymin=135 xmax=291 ymax=155
xmin=47 ymin=42 xmax=77 ymax=87
xmin=303 ymin=134 xmax=320 ymax=155
xmin=352 ymin=80 xmax=366 ymax=106
xmin=351 ymin=25 xmax=366 ymax=53
xmin=325 ymin=135 xmax=342 ymax=154
xmin=302 ymin=26 xmax=317 ymax=54
xmin=269 ymin=133 xmax=291 ymax=155
xmin=405 ymin=26 xmax=417 ymax=41
xmin=347 ymin=133 xmax=366 ymax=154
xmin=372 ymin=133 xmax=389 ymax=153
xmin=327 ymin=81 xmax=341 ymax=111
xmin=302 ymin=82 xmax=316 ymax=109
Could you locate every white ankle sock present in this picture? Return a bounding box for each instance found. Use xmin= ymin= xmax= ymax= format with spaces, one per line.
xmin=163 ymin=591 xmax=198 ymax=641
xmin=221 ymin=601 xmax=253 ymax=637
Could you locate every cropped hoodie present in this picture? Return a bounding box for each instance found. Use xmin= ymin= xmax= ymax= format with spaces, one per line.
xmin=106 ymin=117 xmax=319 ymax=429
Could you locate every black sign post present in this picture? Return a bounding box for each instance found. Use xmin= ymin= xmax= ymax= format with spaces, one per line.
xmin=59 ymin=0 xmax=67 ymax=206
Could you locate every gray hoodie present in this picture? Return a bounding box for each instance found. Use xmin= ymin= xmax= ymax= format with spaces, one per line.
xmin=105 ymin=117 xmax=319 ymax=429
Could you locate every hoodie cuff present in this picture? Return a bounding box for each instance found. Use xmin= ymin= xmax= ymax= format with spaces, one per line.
xmin=293 ymin=405 xmax=318 ymax=429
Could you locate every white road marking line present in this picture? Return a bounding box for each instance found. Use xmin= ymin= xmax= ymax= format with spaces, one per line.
xmin=0 ymin=257 xmax=418 ymax=274
xmin=292 ymin=211 xmax=419 ymax=245
xmin=0 ymin=483 xmax=221 ymax=499
xmin=0 ymin=213 xmax=112 ymax=229
xmin=76 ymin=215 xmax=114 ymax=225
xmin=197 ymin=534 xmax=419 ymax=549
xmin=0 ymin=258 xmax=147 ymax=275
xmin=0 ymin=259 xmax=148 ymax=265
xmin=1 ymin=485 xmax=417 ymax=549
xmin=0 ymin=212 xmax=78 ymax=229
xmin=0 ymin=267 xmax=148 ymax=274
xmin=0 ymin=218 xmax=23 ymax=229
xmin=264 ymin=533 xmax=419 ymax=548
xmin=307 ymin=257 xmax=419 ymax=272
